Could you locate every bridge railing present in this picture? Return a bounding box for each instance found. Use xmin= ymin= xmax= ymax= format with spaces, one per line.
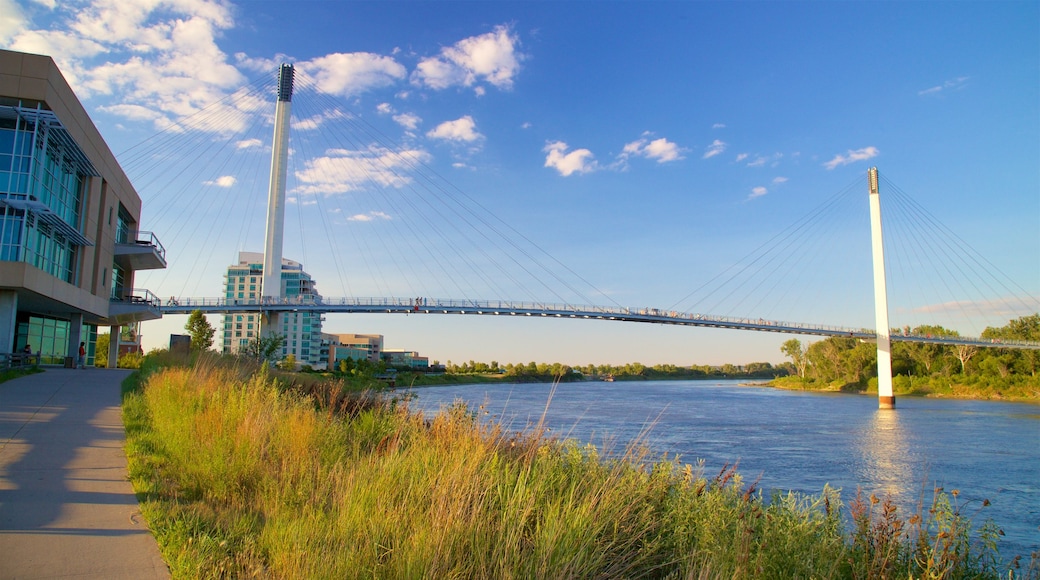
xmin=160 ymin=295 xmax=864 ymax=332
xmin=158 ymin=296 xmax=1040 ymax=349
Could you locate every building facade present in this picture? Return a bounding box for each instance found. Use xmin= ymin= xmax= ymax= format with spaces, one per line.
xmin=323 ymin=332 xmax=383 ymax=370
xmin=382 ymin=349 xmax=429 ymax=370
xmin=221 ymin=251 xmax=323 ymax=367
xmin=0 ymin=49 xmax=165 ymax=363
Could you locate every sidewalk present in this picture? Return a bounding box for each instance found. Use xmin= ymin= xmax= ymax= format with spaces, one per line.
xmin=0 ymin=368 xmax=170 ymax=579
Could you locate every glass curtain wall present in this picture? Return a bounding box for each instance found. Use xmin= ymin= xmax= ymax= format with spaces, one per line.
xmin=0 ymin=101 xmax=91 ymax=284
xmin=15 ymin=315 xmax=97 ymax=366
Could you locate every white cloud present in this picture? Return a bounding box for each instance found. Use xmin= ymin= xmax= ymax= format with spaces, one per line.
xmin=393 ymin=112 xmax=421 ymax=131
xmin=413 ymin=25 xmax=523 ymax=91
xmin=0 ymin=0 xmax=28 ymax=44
xmin=918 ymin=76 xmax=969 ymax=96
xmin=294 ymin=109 xmax=349 ymax=131
xmin=735 ymin=153 xmax=749 ymax=162
xmin=4 ymin=0 xmax=254 ymax=131
xmin=302 ymin=52 xmax=406 ymax=97
xmin=376 ymin=103 xmax=394 ymax=114
xmin=747 ymin=186 xmax=768 ymax=200
xmin=702 ymin=139 xmax=726 ymax=159
xmin=772 ymin=176 xmax=788 ymax=184
xmin=745 ymin=153 xmax=783 ymax=168
xmin=236 ymin=138 xmax=262 ymax=149
xmin=913 ymin=296 xmax=1040 ymax=318
xmin=292 ymin=145 xmax=432 ymax=196
xmin=203 ymin=175 xmax=236 ymax=187
xmin=621 ymin=136 xmax=685 ymax=164
xmin=823 ymin=146 xmax=879 ymax=170
xmin=348 ymin=211 xmax=392 ymax=222
xmin=544 ymin=141 xmax=596 ymax=177
xmin=712 ymin=123 xmax=726 ymax=129
xmin=426 ymin=115 xmax=483 ymax=143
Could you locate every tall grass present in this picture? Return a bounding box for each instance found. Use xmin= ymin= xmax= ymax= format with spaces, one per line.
xmin=123 ymin=356 xmax=1029 ymax=579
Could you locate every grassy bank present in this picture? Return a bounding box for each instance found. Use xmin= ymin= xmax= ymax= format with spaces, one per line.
xmin=770 ymin=375 xmax=1040 ymax=402
xmin=124 ymin=355 xmax=1030 ymax=578
xmin=0 ymin=365 xmax=42 ymax=384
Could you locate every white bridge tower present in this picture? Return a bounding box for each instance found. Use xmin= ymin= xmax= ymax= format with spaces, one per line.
xmin=261 ymin=63 xmax=294 ymax=336
xmin=868 ymin=167 xmax=895 ymax=409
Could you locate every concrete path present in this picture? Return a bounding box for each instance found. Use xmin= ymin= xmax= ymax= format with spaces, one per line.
xmin=0 ymin=368 xmax=170 ymax=579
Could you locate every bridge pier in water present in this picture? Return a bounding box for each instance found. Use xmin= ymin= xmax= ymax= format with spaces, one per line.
xmin=868 ymin=167 xmax=895 ymax=409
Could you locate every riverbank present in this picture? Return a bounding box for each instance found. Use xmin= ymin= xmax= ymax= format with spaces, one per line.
xmin=767 ymin=375 xmax=1040 ymax=403
xmin=123 ymin=355 xmax=1020 ymax=578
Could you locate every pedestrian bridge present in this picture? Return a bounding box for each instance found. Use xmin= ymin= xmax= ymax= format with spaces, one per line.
xmin=157 ymin=295 xmax=1040 ymax=350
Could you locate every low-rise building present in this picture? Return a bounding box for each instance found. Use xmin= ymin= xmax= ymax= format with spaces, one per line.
xmin=0 ymin=49 xmax=166 ymax=364
xmin=323 ymin=332 xmax=383 ymax=369
xmin=382 ymin=349 xmax=429 ymax=371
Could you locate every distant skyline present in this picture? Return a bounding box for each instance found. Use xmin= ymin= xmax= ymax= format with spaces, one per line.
xmin=3 ymin=0 xmax=1037 ymax=365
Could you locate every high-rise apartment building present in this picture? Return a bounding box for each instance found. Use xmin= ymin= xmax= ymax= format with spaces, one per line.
xmin=221 ymin=251 xmax=323 ymax=367
xmin=0 ymin=49 xmax=166 ymax=364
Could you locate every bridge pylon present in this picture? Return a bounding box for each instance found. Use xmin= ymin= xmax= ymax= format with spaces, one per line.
xmin=868 ymin=167 xmax=894 ymax=409
xmin=261 ymin=63 xmax=295 ymax=337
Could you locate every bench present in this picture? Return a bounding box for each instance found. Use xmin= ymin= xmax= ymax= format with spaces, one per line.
xmin=2 ymin=352 xmax=41 ymax=368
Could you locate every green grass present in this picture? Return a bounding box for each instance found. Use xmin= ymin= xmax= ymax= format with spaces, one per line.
xmin=0 ymin=365 xmax=43 ymax=384
xmin=123 ymin=356 xmax=1033 ymax=579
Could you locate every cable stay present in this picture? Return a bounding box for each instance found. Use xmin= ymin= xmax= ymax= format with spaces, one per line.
xmin=119 ymin=65 xmax=1038 ymax=355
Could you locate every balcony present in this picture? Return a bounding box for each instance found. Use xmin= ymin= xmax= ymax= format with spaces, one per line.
xmin=114 ymin=230 xmax=167 ymax=271
xmin=107 ymin=288 xmax=162 ymax=324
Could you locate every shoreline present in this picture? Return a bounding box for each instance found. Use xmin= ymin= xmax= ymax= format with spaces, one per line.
xmin=399 ymin=373 xmax=1040 ymax=404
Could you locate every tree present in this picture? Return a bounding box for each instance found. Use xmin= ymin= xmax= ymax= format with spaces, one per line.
xmin=781 ymin=338 xmax=809 ymax=378
xmin=185 ymin=310 xmax=215 ymax=353
xmin=243 ymin=333 xmax=285 ymax=363
xmin=902 ymin=325 xmax=955 ymax=375
xmin=95 ymin=333 xmax=110 ymax=368
xmin=953 ymin=345 xmax=978 ymax=375
xmin=279 ymin=353 xmax=297 ymax=371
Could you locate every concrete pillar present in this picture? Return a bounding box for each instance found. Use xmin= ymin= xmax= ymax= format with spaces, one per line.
xmin=68 ymin=312 xmax=84 ymax=366
xmin=0 ymin=291 xmax=17 ymax=354
xmin=68 ymin=314 xmax=83 ymax=353
xmin=109 ymin=325 xmax=121 ymax=369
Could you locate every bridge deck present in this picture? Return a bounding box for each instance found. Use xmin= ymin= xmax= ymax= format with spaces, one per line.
xmin=157 ymin=297 xmax=1040 ymax=350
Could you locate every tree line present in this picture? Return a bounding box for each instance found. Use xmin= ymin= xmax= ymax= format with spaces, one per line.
xmin=441 ymin=360 xmax=784 ymax=382
xmin=779 ymin=314 xmax=1039 ymax=399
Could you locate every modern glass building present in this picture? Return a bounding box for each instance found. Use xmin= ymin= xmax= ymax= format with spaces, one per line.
xmin=221 ymin=251 xmax=323 ymax=367
xmin=0 ymin=49 xmax=166 ymax=364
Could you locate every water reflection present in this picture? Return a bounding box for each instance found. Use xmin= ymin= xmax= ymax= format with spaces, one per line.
xmin=858 ymin=408 xmax=913 ymax=507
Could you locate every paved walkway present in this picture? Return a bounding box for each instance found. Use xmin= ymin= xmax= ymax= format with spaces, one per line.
xmin=0 ymin=368 xmax=170 ymax=579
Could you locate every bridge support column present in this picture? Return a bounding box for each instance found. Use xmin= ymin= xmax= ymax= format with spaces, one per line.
xmin=261 ymin=63 xmax=294 ymax=345
xmin=868 ymin=168 xmax=894 ymax=409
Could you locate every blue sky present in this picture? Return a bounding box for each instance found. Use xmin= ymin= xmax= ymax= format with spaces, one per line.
xmin=3 ymin=0 xmax=1037 ymax=365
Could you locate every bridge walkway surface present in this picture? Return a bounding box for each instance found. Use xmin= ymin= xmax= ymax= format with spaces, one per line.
xmin=0 ymin=368 xmax=169 ymax=579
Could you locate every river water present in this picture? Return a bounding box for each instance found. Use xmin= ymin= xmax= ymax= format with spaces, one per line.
xmin=404 ymin=379 xmax=1039 ymax=560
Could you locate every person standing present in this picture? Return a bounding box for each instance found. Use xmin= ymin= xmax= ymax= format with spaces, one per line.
xmin=77 ymin=342 xmax=86 ymax=369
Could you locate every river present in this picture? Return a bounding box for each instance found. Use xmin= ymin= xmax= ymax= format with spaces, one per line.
xmin=404 ymin=379 xmax=1039 ymax=560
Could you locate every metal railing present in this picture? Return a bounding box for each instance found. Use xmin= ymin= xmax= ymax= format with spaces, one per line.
xmin=112 ymin=287 xmax=162 ymax=308
xmin=156 ymin=295 xmax=1040 ymax=350
xmin=119 ymin=230 xmax=167 ymax=262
